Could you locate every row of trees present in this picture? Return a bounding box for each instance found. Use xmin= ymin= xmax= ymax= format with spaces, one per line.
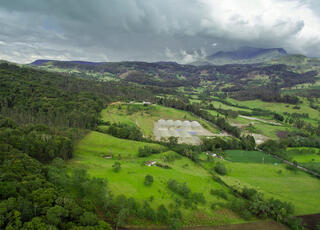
xmin=229 ymin=187 xmax=304 ymax=229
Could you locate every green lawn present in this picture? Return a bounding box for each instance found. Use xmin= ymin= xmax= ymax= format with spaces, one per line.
xmin=220 ymin=158 xmax=320 ymax=215
xmin=101 ymin=103 xmax=219 ymax=138
xmin=68 ymin=131 xmax=244 ymax=226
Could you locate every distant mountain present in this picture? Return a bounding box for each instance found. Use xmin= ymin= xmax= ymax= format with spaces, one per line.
xmin=193 ymin=46 xmax=287 ymax=65
xmin=31 ymin=59 xmax=104 ymax=66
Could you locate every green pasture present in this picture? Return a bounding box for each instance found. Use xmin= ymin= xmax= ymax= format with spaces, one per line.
xmin=200 ymin=150 xmax=320 ymax=215
xmin=68 ymin=131 xmax=243 ymax=226
xmin=224 ymin=150 xmax=280 ymax=164
xmin=228 ymin=115 xmax=293 ymax=139
xmin=226 ymin=97 xmax=320 ymax=122
xmin=286 ymin=147 xmax=320 ymax=163
xmin=209 ymin=100 xmax=252 ymax=113
xmin=221 ymin=160 xmax=320 ymax=215
xmin=284 ymin=147 xmax=320 ymax=173
xmin=251 ymin=122 xmax=293 ymax=139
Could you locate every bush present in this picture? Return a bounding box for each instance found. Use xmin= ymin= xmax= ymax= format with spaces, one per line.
xmin=286 ymin=164 xmax=298 ymax=173
xmin=138 ymin=146 xmax=163 ymax=157
xmin=190 ymin=192 xmax=206 ymax=204
xmin=167 ymin=179 xmax=190 ymax=198
xmin=112 ymin=162 xmax=121 ymax=172
xmin=157 ymin=204 xmax=169 ymax=223
xmin=214 ymin=162 xmax=227 ymax=175
xmin=169 ymin=218 xmax=182 ymax=230
xmin=210 ymin=189 xmax=228 ymax=200
xmin=144 ymin=174 xmax=154 ymax=186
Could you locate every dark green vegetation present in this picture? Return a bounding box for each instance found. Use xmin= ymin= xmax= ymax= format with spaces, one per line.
xmin=1 ymin=53 xmax=320 ymax=230
xmin=225 ymin=150 xmax=280 ymax=164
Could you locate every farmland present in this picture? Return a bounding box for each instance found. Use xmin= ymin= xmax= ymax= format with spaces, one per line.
xmin=101 ymin=103 xmax=220 ymax=138
xmin=217 ymin=150 xmax=320 ymax=215
xmin=68 ymin=131 xmax=244 ymax=226
xmin=282 ymin=147 xmax=320 ymax=174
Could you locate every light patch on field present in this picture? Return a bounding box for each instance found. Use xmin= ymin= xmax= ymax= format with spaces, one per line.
xmin=251 ymin=133 xmax=270 ymax=145
xmin=154 ymin=119 xmax=214 ymax=145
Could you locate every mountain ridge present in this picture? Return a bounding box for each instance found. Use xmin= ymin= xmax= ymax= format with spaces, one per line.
xmin=193 ymin=46 xmax=288 ymax=65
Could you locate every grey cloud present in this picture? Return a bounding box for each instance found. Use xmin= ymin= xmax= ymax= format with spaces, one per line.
xmin=0 ymin=0 xmax=319 ymax=63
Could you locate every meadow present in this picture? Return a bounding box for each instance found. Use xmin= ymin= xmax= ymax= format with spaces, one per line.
xmin=215 ymin=150 xmax=320 ymax=215
xmin=68 ymin=131 xmax=244 ymax=226
xmin=100 ymin=103 xmax=220 ymax=138
xmin=226 ymin=97 xmax=320 ymax=123
xmin=284 ymin=147 xmax=320 ymax=173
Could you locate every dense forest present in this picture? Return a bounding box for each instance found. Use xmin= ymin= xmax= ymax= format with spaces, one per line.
xmin=0 ymin=63 xmax=173 ymax=229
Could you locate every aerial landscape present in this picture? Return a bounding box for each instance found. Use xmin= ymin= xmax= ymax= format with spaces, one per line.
xmin=1 ymin=1 xmax=320 ymax=230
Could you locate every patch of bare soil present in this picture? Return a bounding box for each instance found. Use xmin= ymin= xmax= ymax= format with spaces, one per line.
xmin=297 ymin=213 xmax=320 ymax=230
xmin=251 ymin=133 xmax=270 ymax=145
xmin=120 ymin=220 xmax=289 ymax=230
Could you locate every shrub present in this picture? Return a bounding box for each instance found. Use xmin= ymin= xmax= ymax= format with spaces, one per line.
xmin=169 ymin=218 xmax=182 ymax=230
xmin=191 ymin=192 xmax=206 ymax=204
xmin=138 ymin=146 xmax=163 ymax=157
xmin=157 ymin=204 xmax=169 ymax=223
xmin=167 ymin=179 xmax=190 ymax=198
xmin=144 ymin=175 xmax=154 ymax=186
xmin=210 ymin=189 xmax=228 ymax=200
xmin=112 ymin=162 xmax=121 ymax=172
xmin=214 ymin=162 xmax=227 ymax=175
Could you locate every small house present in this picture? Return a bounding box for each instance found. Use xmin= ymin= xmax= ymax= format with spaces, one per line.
xmin=145 ymin=160 xmax=156 ymax=166
xmin=103 ymin=155 xmax=113 ymax=159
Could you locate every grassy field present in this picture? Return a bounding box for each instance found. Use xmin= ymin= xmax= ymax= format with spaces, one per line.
xmin=224 ymin=150 xmax=280 ymax=164
xmin=228 ymin=115 xmax=294 ymax=139
xmin=68 ymin=131 xmax=244 ymax=226
xmin=284 ymin=147 xmax=320 ymax=173
xmin=226 ymin=97 xmax=320 ymax=123
xmin=209 ymin=100 xmax=252 ymax=113
xmin=101 ymin=103 xmax=220 ymax=138
xmin=212 ymin=150 xmax=320 ymax=215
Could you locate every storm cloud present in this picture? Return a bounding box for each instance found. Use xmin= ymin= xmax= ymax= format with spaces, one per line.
xmin=0 ymin=0 xmax=319 ymax=63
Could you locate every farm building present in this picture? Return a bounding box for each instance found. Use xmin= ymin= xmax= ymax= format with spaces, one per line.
xmin=145 ymin=160 xmax=157 ymax=166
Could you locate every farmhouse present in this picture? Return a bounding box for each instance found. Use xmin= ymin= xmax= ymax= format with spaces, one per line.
xmin=103 ymin=155 xmax=113 ymax=159
xmin=145 ymin=160 xmax=156 ymax=166
xmin=143 ymin=101 xmax=151 ymax=105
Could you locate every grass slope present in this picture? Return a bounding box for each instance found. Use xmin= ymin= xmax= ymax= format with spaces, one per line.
xmin=216 ymin=150 xmax=320 ymax=215
xmin=68 ymin=131 xmax=244 ymax=226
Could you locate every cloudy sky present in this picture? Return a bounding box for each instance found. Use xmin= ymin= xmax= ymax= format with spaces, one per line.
xmin=0 ymin=0 xmax=320 ymax=64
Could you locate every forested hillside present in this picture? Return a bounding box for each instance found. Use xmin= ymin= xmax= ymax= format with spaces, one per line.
xmin=0 ymin=62 xmax=165 ymax=229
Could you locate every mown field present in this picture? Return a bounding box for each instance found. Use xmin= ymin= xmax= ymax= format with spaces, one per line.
xmin=101 ymin=103 xmax=220 ymax=138
xmin=68 ymin=131 xmax=245 ymax=226
xmin=215 ymin=150 xmax=320 ymax=215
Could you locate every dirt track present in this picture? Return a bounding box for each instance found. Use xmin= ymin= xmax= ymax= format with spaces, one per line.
xmin=120 ymin=220 xmax=289 ymax=230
